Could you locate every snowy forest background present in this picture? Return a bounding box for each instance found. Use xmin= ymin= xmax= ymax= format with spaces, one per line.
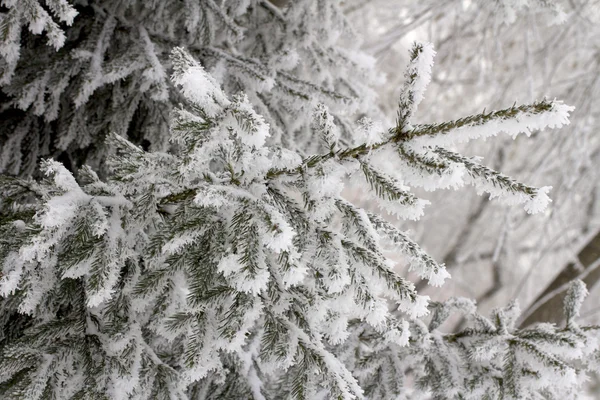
xmin=0 ymin=0 xmax=599 ymax=398
xmin=349 ymin=0 xmax=600 ymax=319
xmin=354 ymin=0 xmax=600 ymax=393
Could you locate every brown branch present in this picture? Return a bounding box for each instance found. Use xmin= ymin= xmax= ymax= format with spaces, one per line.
xmin=519 ymin=230 xmax=600 ymax=327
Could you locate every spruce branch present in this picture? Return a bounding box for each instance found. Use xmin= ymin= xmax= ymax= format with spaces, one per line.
xmin=396 ymin=42 xmax=435 ymax=134
xmin=402 ymin=100 xmax=572 ymax=145
xmin=359 ymin=161 xmax=419 ymax=205
xmin=204 ymin=0 xmax=245 ymax=40
xmin=434 ymin=146 xmax=552 ymax=213
xmin=312 ymin=103 xmax=340 ymax=152
xmin=266 ymin=98 xmax=570 ymax=183
xmin=509 ymin=338 xmax=572 ymax=373
xmin=335 ymin=199 xmax=382 ymax=254
xmin=563 ymin=279 xmax=588 ymax=330
xmin=341 ymin=239 xmax=416 ymax=303
xmin=367 ymin=213 xmax=448 ymax=287
xmin=0 ymin=25 xmax=588 ymax=399
xmin=397 ymin=143 xmax=449 ymax=175
xmin=408 ymin=101 xmax=551 ymax=139
xmin=434 ymin=147 xmax=538 ymax=197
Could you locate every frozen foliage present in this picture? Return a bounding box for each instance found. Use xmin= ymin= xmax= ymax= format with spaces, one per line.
xmin=396 ymin=42 xmax=435 ymax=132
xmin=341 ymin=288 xmax=599 ymax=400
xmin=0 ymin=0 xmax=379 ymax=175
xmin=351 ymin=1 xmax=600 ymax=345
xmin=0 ymin=42 xmax=596 ymax=399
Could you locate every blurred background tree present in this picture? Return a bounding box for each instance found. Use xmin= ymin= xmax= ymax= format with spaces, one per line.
xmin=345 ymin=0 xmax=600 ymax=330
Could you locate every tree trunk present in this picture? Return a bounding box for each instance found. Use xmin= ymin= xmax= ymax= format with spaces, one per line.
xmin=519 ymin=230 xmax=600 ymax=327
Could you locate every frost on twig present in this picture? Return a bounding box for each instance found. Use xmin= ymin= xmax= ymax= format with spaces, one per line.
xmin=0 ymin=42 xmax=589 ymax=400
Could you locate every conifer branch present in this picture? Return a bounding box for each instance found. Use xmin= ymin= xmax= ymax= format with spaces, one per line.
xmin=434 ymin=146 xmax=552 ymax=213
xmin=367 ymin=212 xmax=448 ymax=287
xmin=0 ymin=13 xmax=589 ymax=397
xmin=397 ymin=143 xmax=449 ymax=175
xmin=267 ymin=99 xmax=570 ymax=182
xmin=434 ymin=147 xmax=538 ymax=197
xmin=396 ymin=42 xmax=435 ymax=133
xmin=359 ymin=161 xmax=420 ymax=205
xmin=401 ymin=100 xmax=572 ymax=145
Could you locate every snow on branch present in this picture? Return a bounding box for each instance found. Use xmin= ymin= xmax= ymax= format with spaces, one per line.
xmin=368 ymin=212 xmax=450 ymax=287
xmin=0 ymin=0 xmax=77 ymax=84
xmin=405 ymin=99 xmax=574 ymax=146
xmin=0 ymin=42 xmax=591 ymax=400
xmin=563 ymin=279 xmax=588 ymax=330
xmin=396 ymin=41 xmax=435 ymax=132
xmin=171 ymin=47 xmax=230 ymax=118
xmin=434 ymin=147 xmax=552 ymax=214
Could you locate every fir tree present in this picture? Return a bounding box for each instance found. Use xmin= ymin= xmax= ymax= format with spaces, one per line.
xmin=0 ymin=0 xmax=378 ymax=175
xmin=1 ymin=33 xmax=598 ymax=398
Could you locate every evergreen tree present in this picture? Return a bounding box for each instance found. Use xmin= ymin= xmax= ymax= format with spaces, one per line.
xmin=1 ymin=1 xmax=599 ymax=399
xmin=0 ymin=0 xmax=378 ymax=175
xmin=1 ymin=41 xmax=598 ymax=398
